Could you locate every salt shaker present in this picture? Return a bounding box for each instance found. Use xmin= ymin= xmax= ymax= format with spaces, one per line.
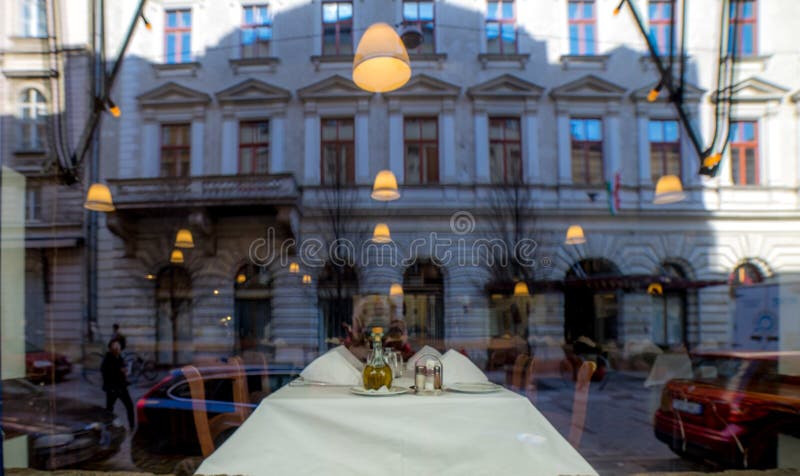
xmin=415 ymin=364 xmax=426 ymax=392
xmin=424 ymin=360 xmax=435 ymax=391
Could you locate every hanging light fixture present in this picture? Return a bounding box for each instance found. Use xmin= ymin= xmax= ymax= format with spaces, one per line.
xmin=289 ymin=262 xmax=300 ymax=274
xmin=145 ymin=273 xmax=156 ymax=280
xmin=371 ymin=170 xmax=400 ymax=201
xmin=372 ymin=223 xmax=392 ymax=243
xmin=302 ymin=274 xmax=312 ymax=285
xmin=513 ymin=281 xmax=530 ymax=297
xmin=565 ymin=225 xmax=586 ymax=245
xmin=169 ymin=249 xmax=184 ymax=264
xmin=236 ymin=273 xmax=247 ymax=284
xmin=106 ymin=98 xmax=121 ymax=117
xmin=174 ymin=228 xmax=195 ymax=248
xmin=653 ymin=175 xmax=686 ymax=204
xmin=83 ymin=183 xmax=115 ymax=212
xmin=389 ymin=283 xmax=404 ymax=297
xmin=352 ymin=23 xmax=411 ymax=93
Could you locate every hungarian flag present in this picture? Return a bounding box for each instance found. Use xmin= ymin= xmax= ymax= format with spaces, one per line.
xmin=606 ymin=171 xmax=621 ymax=216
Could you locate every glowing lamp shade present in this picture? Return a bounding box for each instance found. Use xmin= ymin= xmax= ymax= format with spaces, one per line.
xmin=372 ymin=223 xmax=392 ymax=243
xmin=174 ymin=228 xmax=194 ymax=248
xmin=653 ymin=175 xmax=686 ymax=204
xmin=371 ymin=170 xmax=400 ymax=201
xmin=302 ymin=274 xmax=312 ymax=285
xmin=169 ymin=249 xmax=184 ymax=264
xmin=84 ymin=183 xmax=115 ymax=212
xmin=289 ymin=262 xmax=300 ymax=274
xmin=236 ymin=273 xmax=247 ymax=284
xmin=565 ymin=225 xmax=586 ymax=245
xmin=352 ymin=23 xmax=411 ymax=93
xmin=389 ymin=283 xmax=404 ymax=297
xmin=513 ymin=281 xmax=529 ymax=297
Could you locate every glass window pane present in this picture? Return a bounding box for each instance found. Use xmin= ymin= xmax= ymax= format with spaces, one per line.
xmin=583 ymin=3 xmax=593 ymax=18
xmin=664 ymin=121 xmax=679 ymax=141
xmin=743 ymin=122 xmax=755 ymax=141
xmin=419 ymin=2 xmax=434 ymax=20
xmin=568 ymin=2 xmax=578 ymax=19
xmin=501 ymin=2 xmax=513 ymax=19
xmin=421 ymin=120 xmax=437 ymax=140
xmin=405 ymin=146 xmax=420 ymax=184
xmin=240 ymin=124 xmax=254 ymax=144
xmin=258 ymin=27 xmax=272 ymax=41
xmin=486 ymin=22 xmax=499 ymax=41
xmin=182 ymin=11 xmax=191 ymax=27
xmin=745 ymin=148 xmax=756 ymax=183
xmin=322 ymin=4 xmax=338 ymax=22
xmin=181 ymin=33 xmax=191 ymax=62
xmin=256 ymin=147 xmax=270 ymax=172
xmin=586 ymin=119 xmax=602 ymax=140
xmin=404 ymin=3 xmax=418 ymax=20
xmin=322 ymin=121 xmax=337 ymax=140
xmin=569 ymin=25 xmax=579 ymax=54
xmin=339 ymin=121 xmax=354 ymax=140
xmin=167 ymin=12 xmax=177 ymax=27
xmin=585 ymin=25 xmax=595 ymax=54
xmin=339 ymin=3 xmax=352 ymax=20
xmin=487 ymin=2 xmax=499 ymax=21
xmin=648 ymin=121 xmax=663 ymax=142
xmin=242 ymin=29 xmax=255 ymax=45
xmin=570 ymin=119 xmax=584 ymax=140
xmin=505 ymin=120 xmax=520 ymax=140
xmin=742 ymin=1 xmax=754 ymax=18
xmin=424 ymin=145 xmax=439 ymax=183
xmin=501 ymin=24 xmax=515 ymax=43
xmin=244 ymin=7 xmax=254 ymax=24
xmin=742 ymin=24 xmax=753 ymax=55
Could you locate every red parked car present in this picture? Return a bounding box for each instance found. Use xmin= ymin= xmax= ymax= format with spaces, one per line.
xmin=654 ymin=351 xmax=800 ymax=469
xmin=26 ymin=341 xmax=72 ymax=383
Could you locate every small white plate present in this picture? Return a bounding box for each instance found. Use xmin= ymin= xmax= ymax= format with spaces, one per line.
xmin=349 ymin=386 xmax=411 ymax=397
xmin=446 ymin=382 xmax=502 ymax=394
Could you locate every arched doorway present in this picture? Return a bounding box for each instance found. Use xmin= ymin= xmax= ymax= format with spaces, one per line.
xmin=234 ymin=264 xmax=272 ymax=354
xmin=403 ymin=261 xmax=445 ymax=347
xmin=652 ymin=262 xmax=688 ymax=348
xmin=317 ymin=263 xmax=358 ymax=349
xmin=564 ymin=258 xmax=620 ymax=345
xmin=156 ymin=266 xmax=192 ymax=365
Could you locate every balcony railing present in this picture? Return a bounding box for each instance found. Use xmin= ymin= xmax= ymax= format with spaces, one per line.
xmin=108 ymin=174 xmax=299 ymax=210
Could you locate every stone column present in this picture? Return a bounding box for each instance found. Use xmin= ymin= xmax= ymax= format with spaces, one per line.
xmin=388 ymin=100 xmax=404 ymax=183
xmin=523 ymin=101 xmax=540 ymax=183
xmin=605 ymin=104 xmax=622 ymax=179
xmin=190 ymin=108 xmax=205 ymax=176
xmin=619 ymin=292 xmax=652 ymax=345
xmin=473 ymin=102 xmax=490 ymax=183
xmin=303 ymin=103 xmax=320 ymax=185
xmin=270 ymin=113 xmax=286 ymax=174
xmin=355 ymin=99 xmax=370 ymax=184
xmin=444 ymin=264 xmax=491 ymax=367
xmin=220 ymin=109 xmax=238 ymax=175
xmin=141 ymin=119 xmax=160 ymax=178
xmin=636 ymin=105 xmax=651 ymax=185
xmin=441 ymin=99 xmax=457 ymax=182
xmin=556 ymin=106 xmax=572 ymax=184
xmin=271 ymin=268 xmax=319 ymax=365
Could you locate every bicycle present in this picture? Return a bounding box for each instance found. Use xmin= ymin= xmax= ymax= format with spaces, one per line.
xmin=124 ymin=351 xmax=158 ymax=385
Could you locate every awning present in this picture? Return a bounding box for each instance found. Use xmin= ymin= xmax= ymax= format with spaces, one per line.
xmin=487 ymin=274 xmax=727 ymax=294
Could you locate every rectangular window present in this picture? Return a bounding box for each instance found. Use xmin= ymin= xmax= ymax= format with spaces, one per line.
xmin=486 ymin=0 xmax=516 ymax=54
xmin=570 ymin=118 xmax=604 ymax=185
xmin=239 ymin=121 xmax=270 ymax=174
xmin=403 ymin=1 xmax=435 ymax=54
xmin=648 ymin=119 xmax=681 ymax=182
xmin=321 ymin=118 xmax=355 ymax=185
xmin=165 ymin=9 xmax=192 ymax=64
xmin=241 ymin=4 xmax=272 ymax=58
xmin=729 ymin=121 xmax=759 ymax=185
xmin=322 ymin=1 xmax=353 ymax=55
xmin=21 ymin=0 xmax=47 ymax=37
xmin=404 ymin=117 xmax=439 ymax=185
xmin=25 ymin=186 xmax=41 ymax=222
xmin=160 ymin=124 xmax=191 ymax=177
xmin=489 ymin=117 xmax=522 ymax=184
xmin=568 ymin=0 xmax=596 ymax=55
xmin=729 ymin=0 xmax=756 ymax=56
xmin=648 ymin=0 xmax=674 ymax=56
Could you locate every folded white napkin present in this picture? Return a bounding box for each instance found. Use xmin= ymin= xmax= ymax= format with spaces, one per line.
xmin=405 ymin=345 xmax=443 ymax=374
xmin=334 ymin=345 xmax=364 ymax=371
xmin=441 ymin=349 xmax=488 ymax=386
xmin=300 ymin=346 xmax=362 ymax=385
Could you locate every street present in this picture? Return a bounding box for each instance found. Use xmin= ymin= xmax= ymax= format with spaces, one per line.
xmin=38 ymin=367 xmax=712 ymax=475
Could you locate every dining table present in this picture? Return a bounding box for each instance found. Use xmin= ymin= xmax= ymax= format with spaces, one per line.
xmin=196 ymin=377 xmax=599 ymax=476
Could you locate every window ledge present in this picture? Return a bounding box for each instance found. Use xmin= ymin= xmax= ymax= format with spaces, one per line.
xmin=409 ymin=53 xmax=447 ymax=69
xmin=731 ymin=54 xmax=772 ymax=74
xmin=638 ymin=54 xmax=692 ymax=72
xmin=2 ymin=69 xmax=57 ymax=79
xmin=229 ymin=57 xmax=280 ymax=74
xmin=559 ymin=54 xmax=610 ymax=71
xmin=14 ymin=148 xmax=47 ymax=156
xmin=152 ymin=61 xmax=201 ymax=78
xmin=478 ymin=53 xmax=530 ymax=70
xmin=310 ymin=55 xmax=354 ymax=71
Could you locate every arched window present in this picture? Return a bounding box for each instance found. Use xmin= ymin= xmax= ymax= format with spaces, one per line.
xmin=652 ymin=263 xmax=687 ymax=348
xmin=402 ymin=261 xmax=444 ymax=347
xmin=317 ymin=263 xmax=358 ymax=349
xmin=729 ymin=262 xmax=764 ymax=287
xmin=155 ymin=266 xmax=192 ymax=365
xmin=234 ymin=263 xmax=272 ymax=354
xmin=18 ymin=88 xmax=47 ymax=150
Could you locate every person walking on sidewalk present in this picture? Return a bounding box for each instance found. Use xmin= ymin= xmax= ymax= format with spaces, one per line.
xmin=101 ymin=340 xmax=135 ymax=429
xmin=109 ymin=323 xmax=127 ymax=351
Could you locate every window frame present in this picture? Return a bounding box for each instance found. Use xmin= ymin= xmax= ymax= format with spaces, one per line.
xmin=488 ymin=117 xmax=522 ymax=184
xmin=320 ymin=117 xmax=355 ymax=185
xmin=402 ymin=1 xmax=436 ymax=55
xmin=241 ymin=4 xmax=272 ymax=59
xmin=165 ymin=9 xmax=192 ymax=64
xmin=485 ymin=0 xmax=517 ymax=55
xmin=160 ymin=123 xmax=192 ymax=178
xmin=25 ymin=185 xmax=42 ymax=222
xmin=321 ymin=1 xmax=353 ymax=56
xmin=648 ymin=0 xmax=674 ymax=56
xmin=569 ymin=117 xmax=604 ymax=186
xmin=20 ymin=0 xmax=47 ymax=38
xmin=648 ymin=119 xmax=682 ymax=182
xmin=403 ymin=116 xmax=439 ymax=185
xmin=18 ymin=88 xmax=47 ymax=151
xmin=238 ymin=120 xmax=270 ymax=174
xmin=729 ymin=0 xmax=757 ymax=56
xmin=729 ymin=120 xmax=760 ymax=185
xmin=567 ymin=0 xmax=597 ymax=56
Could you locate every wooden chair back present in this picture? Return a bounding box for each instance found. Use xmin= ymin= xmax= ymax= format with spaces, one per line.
xmin=568 ymin=360 xmax=597 ymax=448
xmin=522 ymin=356 xmax=537 ymax=403
xmin=510 ymin=353 xmax=530 ymax=391
xmin=182 ymin=365 xmax=215 ymax=458
xmin=228 ymin=356 xmax=250 ymax=423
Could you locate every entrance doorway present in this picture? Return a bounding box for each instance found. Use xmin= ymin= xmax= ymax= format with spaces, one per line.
xmin=564 ymin=258 xmax=620 ymax=345
xmin=234 ymin=264 xmax=272 ymax=354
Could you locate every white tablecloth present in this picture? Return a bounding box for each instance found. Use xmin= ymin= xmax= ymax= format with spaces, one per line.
xmin=197 ymin=381 xmax=598 ymax=476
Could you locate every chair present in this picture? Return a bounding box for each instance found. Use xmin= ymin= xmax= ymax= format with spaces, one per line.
xmin=522 ymin=356 xmax=537 ymax=403
xmin=242 ymin=350 xmax=271 ymax=400
xmin=568 ymin=360 xmax=597 ymax=448
xmin=510 ymin=353 xmax=530 ymax=391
